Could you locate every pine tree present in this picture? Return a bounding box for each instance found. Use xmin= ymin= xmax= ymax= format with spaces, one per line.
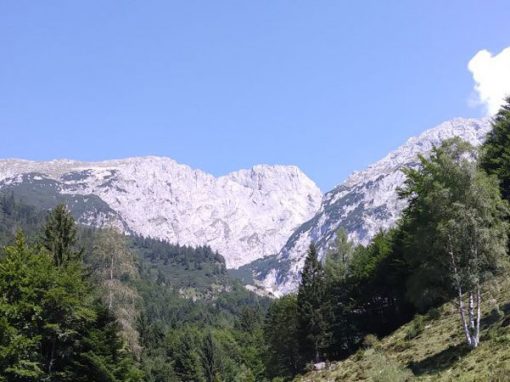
xmin=481 ymin=96 xmax=510 ymax=202
xmin=297 ymin=243 xmax=329 ymax=364
xmin=43 ymin=204 xmax=79 ymax=267
xmin=264 ymin=295 xmax=302 ymax=378
xmin=201 ymin=332 xmax=222 ymax=382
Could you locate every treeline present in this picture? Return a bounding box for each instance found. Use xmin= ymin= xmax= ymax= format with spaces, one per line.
xmin=264 ymin=98 xmax=510 ymax=380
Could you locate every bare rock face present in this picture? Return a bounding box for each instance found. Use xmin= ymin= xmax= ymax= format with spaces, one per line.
xmin=255 ymin=118 xmax=491 ymax=296
xmin=0 ymin=157 xmax=322 ymax=269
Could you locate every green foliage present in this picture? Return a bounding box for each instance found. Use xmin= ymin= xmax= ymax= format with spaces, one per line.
xmin=399 ymin=138 xmax=509 ymax=311
xmin=427 ymin=307 xmax=441 ymax=320
xmin=0 ymin=193 xmax=47 ymax=248
xmin=481 ymin=96 xmax=510 ymax=202
xmin=132 ymin=233 xmax=271 ymax=381
xmin=0 ymin=231 xmax=140 ymax=381
xmin=297 ymin=243 xmax=330 ymax=364
xmin=131 ymin=234 xmax=229 ymax=298
xmin=264 ymin=295 xmax=302 ymax=379
xmin=90 ymin=227 xmax=141 ymax=355
xmin=362 ymin=334 xmax=380 ymax=349
xmin=323 ymin=228 xmax=353 ymax=282
xmin=43 ymin=203 xmax=80 ymax=267
xmin=404 ymin=315 xmax=425 ymax=340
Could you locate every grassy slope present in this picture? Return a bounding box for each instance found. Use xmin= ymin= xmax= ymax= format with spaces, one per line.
xmin=296 ymin=277 xmax=510 ymax=381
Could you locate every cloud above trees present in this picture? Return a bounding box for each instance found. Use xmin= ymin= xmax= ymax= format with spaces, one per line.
xmin=468 ymin=47 xmax=510 ymax=115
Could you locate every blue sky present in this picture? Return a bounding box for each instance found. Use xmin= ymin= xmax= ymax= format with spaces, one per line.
xmin=1 ymin=1 xmax=509 ymax=191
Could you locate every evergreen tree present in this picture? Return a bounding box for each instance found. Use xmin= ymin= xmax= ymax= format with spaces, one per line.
xmin=201 ymin=332 xmax=222 ymax=382
xmin=297 ymin=243 xmax=329 ymax=364
xmin=324 ymin=228 xmax=353 ymax=283
xmin=0 ymin=232 xmax=143 ymax=381
xmin=481 ymin=96 xmax=510 ymax=202
xmin=171 ymin=328 xmax=206 ymax=382
xmin=43 ymin=204 xmax=79 ymax=267
xmin=264 ymin=295 xmax=302 ymax=379
xmin=73 ymin=304 xmax=143 ymax=382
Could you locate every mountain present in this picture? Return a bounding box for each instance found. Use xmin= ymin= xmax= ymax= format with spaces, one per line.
xmin=250 ymin=118 xmax=491 ymax=296
xmin=0 ymin=157 xmax=322 ymax=268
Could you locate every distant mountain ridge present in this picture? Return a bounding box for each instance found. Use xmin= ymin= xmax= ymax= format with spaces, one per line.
xmin=0 ymin=118 xmax=492 ymax=292
xmin=0 ymin=157 xmax=322 ymax=268
xmin=251 ymin=117 xmax=492 ymax=296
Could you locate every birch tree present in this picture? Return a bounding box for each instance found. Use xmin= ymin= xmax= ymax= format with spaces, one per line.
xmin=399 ymin=138 xmax=508 ymax=348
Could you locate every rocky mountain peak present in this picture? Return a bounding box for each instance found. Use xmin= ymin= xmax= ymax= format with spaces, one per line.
xmin=253 ymin=117 xmax=492 ymax=296
xmin=0 ymin=156 xmax=322 ymax=269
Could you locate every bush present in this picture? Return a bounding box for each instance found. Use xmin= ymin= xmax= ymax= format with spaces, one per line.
xmin=427 ymin=307 xmax=441 ymax=320
xmin=362 ymin=334 xmax=380 ymax=349
xmin=490 ymin=306 xmax=504 ymax=321
xmin=405 ymin=315 xmax=425 ymax=340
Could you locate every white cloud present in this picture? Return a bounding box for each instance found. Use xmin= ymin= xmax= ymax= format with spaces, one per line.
xmin=468 ymin=47 xmax=510 ymax=115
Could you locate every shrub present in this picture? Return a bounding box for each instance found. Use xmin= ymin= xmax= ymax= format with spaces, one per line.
xmin=362 ymin=334 xmax=380 ymax=349
xmin=405 ymin=315 xmax=425 ymax=340
xmin=427 ymin=307 xmax=441 ymax=320
xmin=490 ymin=306 xmax=504 ymax=321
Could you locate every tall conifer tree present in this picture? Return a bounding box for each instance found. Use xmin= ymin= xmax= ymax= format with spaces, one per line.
xmin=481 ymin=96 xmax=510 ymax=202
xmin=297 ymin=243 xmax=329 ymax=364
xmin=43 ymin=204 xmax=79 ymax=267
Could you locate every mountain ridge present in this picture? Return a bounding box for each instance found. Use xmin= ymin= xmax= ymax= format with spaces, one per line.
xmin=252 ymin=117 xmax=492 ymax=296
xmin=0 ymin=156 xmax=322 ymax=268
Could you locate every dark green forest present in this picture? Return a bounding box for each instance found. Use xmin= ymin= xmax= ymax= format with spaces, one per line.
xmin=1 ymin=98 xmax=510 ymax=381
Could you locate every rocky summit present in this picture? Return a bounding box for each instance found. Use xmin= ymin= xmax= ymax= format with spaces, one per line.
xmin=252 ymin=117 xmax=492 ymax=296
xmin=0 ymin=157 xmax=322 ymax=268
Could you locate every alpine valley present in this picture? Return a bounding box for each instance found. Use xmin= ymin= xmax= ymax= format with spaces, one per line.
xmin=0 ymin=117 xmax=491 ymax=295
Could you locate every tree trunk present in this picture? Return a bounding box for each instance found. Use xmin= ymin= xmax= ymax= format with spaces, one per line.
xmin=449 ymin=242 xmax=473 ymax=347
xmin=109 ymin=254 xmax=114 ymax=310
xmin=457 ymin=289 xmax=472 ymax=347
xmin=469 ymin=293 xmax=475 ymax=330
xmin=48 ymin=337 xmax=56 ymax=374
xmin=475 ymin=284 xmax=482 ymax=347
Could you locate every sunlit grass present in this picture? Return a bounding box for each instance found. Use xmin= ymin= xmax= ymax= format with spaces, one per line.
xmin=296 ymin=276 xmax=510 ymax=381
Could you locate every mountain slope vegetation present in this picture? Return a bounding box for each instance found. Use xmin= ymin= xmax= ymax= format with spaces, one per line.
xmin=296 ymin=276 xmax=510 ymax=381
